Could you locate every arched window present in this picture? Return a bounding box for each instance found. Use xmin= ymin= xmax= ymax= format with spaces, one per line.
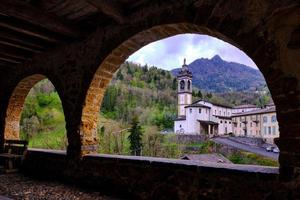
xmin=187 ymin=80 xmax=191 ymax=90
xmin=180 ymin=80 xmax=185 ymax=90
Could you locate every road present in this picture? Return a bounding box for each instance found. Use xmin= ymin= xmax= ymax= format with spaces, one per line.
xmin=212 ymin=137 xmax=279 ymax=160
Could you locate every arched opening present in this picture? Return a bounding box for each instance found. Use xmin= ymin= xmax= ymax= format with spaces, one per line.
xmin=81 ymin=23 xmax=280 ymax=166
xmin=81 ymin=23 xmax=239 ymax=153
xmin=180 ymin=80 xmax=185 ymax=91
xmin=4 ymin=75 xmax=67 ymax=150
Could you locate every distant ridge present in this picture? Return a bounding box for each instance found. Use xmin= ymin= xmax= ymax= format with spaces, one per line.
xmin=171 ymin=55 xmax=265 ymax=93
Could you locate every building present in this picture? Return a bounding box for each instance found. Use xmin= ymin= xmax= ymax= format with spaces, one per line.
xmin=173 ymin=60 xmax=279 ymax=144
xmin=232 ymin=105 xmax=279 ymax=144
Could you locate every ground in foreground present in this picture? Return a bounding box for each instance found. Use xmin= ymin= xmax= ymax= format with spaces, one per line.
xmin=0 ymin=173 xmax=120 ymax=200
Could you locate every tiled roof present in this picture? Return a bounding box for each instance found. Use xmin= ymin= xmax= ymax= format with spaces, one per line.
xmin=233 ymin=104 xmax=258 ymax=109
xmin=181 ymin=153 xmax=232 ymax=164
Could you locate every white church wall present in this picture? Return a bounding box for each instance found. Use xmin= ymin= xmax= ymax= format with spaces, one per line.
xmin=185 ymin=107 xmax=200 ymax=134
xmin=174 ymin=120 xmax=188 ymax=134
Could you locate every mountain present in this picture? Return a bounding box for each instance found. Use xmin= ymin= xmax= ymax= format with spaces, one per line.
xmin=171 ymin=55 xmax=266 ymax=93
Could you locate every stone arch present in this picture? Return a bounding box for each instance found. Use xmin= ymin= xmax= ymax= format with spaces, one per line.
xmin=4 ymin=74 xmax=46 ymax=140
xmin=81 ymin=23 xmax=267 ymax=154
xmin=4 ymin=74 xmax=66 ymax=145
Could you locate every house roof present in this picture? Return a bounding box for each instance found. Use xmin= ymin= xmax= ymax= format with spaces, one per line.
xmin=181 ymin=153 xmax=232 ymax=164
xmin=232 ymin=106 xmax=276 ymax=117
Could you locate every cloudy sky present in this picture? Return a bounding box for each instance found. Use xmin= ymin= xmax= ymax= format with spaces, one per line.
xmin=127 ymin=34 xmax=258 ymax=70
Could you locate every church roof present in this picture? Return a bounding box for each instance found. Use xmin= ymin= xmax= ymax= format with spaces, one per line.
xmin=185 ymin=103 xmax=211 ymax=109
xmin=192 ymin=99 xmax=233 ymax=109
xmin=174 ymin=116 xmax=186 ymax=121
xmin=197 ymin=120 xmax=218 ymax=125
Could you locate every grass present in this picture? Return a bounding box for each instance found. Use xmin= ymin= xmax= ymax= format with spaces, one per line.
xmin=228 ymin=151 xmax=279 ymax=167
xmin=24 ymin=122 xmax=67 ymax=150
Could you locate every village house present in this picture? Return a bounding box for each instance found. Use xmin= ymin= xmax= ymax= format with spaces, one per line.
xmin=174 ymin=60 xmax=279 ymax=144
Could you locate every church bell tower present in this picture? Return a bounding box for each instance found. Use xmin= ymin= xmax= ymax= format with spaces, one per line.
xmin=177 ymin=59 xmax=192 ymax=117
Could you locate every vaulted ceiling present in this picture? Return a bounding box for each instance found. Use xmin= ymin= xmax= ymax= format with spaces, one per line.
xmin=0 ymin=0 xmax=151 ymax=68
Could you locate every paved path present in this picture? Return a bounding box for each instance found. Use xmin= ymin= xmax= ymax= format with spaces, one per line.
xmin=212 ymin=137 xmax=279 ymax=160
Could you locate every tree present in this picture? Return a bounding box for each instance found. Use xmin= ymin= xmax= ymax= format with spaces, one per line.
xmin=116 ymin=69 xmax=124 ymax=80
xmin=197 ymin=90 xmax=203 ymax=98
xmin=171 ymin=78 xmax=177 ymax=90
xmin=206 ymin=92 xmax=212 ymax=99
xmin=128 ymin=116 xmax=143 ymax=156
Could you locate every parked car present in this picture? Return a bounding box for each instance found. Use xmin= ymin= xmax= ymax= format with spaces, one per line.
xmin=273 ymin=147 xmax=280 ymax=153
xmin=266 ymin=146 xmax=274 ymax=152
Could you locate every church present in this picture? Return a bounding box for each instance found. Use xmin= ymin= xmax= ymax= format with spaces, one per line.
xmin=173 ymin=59 xmax=280 ymax=144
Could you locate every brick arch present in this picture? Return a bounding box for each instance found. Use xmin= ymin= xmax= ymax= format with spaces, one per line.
xmin=80 ymin=23 xmax=259 ymax=154
xmin=4 ymin=74 xmax=47 ymax=140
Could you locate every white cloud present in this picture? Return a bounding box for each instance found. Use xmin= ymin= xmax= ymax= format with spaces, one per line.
xmin=127 ymin=34 xmax=258 ymax=70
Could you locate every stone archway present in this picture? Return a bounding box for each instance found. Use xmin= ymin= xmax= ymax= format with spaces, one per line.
xmin=80 ymin=7 xmax=300 ymax=177
xmin=4 ymin=74 xmax=46 ymax=140
xmin=80 ymin=23 xmax=263 ymax=154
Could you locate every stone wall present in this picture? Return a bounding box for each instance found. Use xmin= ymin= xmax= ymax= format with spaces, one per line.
xmin=22 ymin=150 xmax=300 ymax=200
xmin=227 ymin=136 xmax=264 ymax=147
xmin=0 ymin=0 xmax=299 ymax=180
xmin=168 ymin=134 xmax=208 ymax=144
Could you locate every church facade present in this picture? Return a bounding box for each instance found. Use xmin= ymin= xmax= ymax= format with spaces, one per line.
xmin=173 ymin=60 xmax=279 ymax=144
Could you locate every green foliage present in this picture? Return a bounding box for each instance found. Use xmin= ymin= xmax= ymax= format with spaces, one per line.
xmin=128 ymin=116 xmax=143 ymax=156
xmin=20 ymin=79 xmax=66 ymax=150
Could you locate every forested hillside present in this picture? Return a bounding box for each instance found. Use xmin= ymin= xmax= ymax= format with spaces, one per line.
xmin=101 ymin=62 xmax=177 ymax=129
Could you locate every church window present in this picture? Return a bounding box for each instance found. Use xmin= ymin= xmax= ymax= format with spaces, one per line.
xmin=220 ymin=121 xmax=223 ymax=123
xmin=199 ymin=108 xmax=201 ymax=113
xmin=189 ymin=108 xmax=192 ymax=113
xmin=180 ymin=125 xmax=182 ymax=128
xmin=187 ymin=80 xmax=191 ymax=90
xmin=180 ymin=80 xmax=185 ymax=90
